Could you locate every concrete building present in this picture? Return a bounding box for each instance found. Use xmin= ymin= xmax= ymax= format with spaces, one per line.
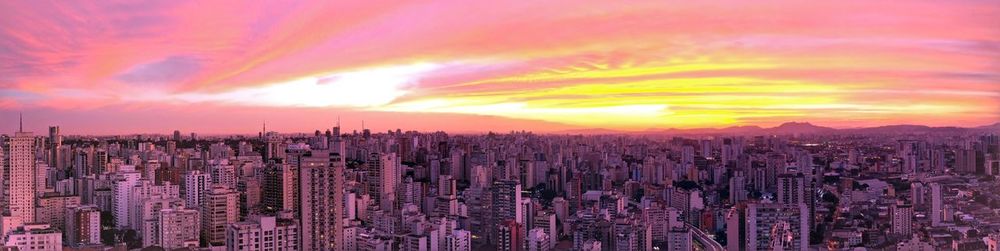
xmin=8 ymin=131 xmax=36 ymax=224
xmin=4 ymin=223 xmax=61 ymax=251
xmin=446 ymin=229 xmax=471 ymax=251
xmin=34 ymin=193 xmax=80 ymax=231
xmin=112 ymin=170 xmax=140 ymax=229
xmin=64 ymin=205 xmax=101 ymax=247
xmin=366 ymin=152 xmax=398 ymax=211
xmin=184 ymin=170 xmax=211 ymax=210
xmin=225 ymin=215 xmax=299 ymax=251
xmin=159 ymin=208 xmax=200 ymax=249
xmin=776 ymin=173 xmax=805 ymax=205
xmin=734 ymin=203 xmax=809 ymax=251
xmin=890 ymin=203 xmax=913 ymax=237
xmin=498 ymin=220 xmax=522 ymax=251
xmin=527 ymin=228 xmax=551 ymax=251
xmin=140 ymin=197 xmax=186 ymax=248
xmin=665 ymin=227 xmax=692 ymax=251
xmin=299 ymin=151 xmax=345 ymax=250
xmin=202 ymin=184 xmax=240 ymax=246
xmin=930 ymin=183 xmax=943 ymax=226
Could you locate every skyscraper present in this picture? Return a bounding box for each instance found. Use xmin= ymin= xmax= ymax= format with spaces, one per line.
xmin=299 ymin=151 xmax=345 ymax=251
xmin=8 ymin=124 xmax=36 ymax=224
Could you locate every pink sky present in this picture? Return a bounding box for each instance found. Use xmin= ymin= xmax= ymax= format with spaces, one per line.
xmin=1 ymin=1 xmax=998 ymax=134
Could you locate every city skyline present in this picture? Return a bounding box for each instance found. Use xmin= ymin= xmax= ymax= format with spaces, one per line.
xmin=1 ymin=2 xmax=1000 ymax=250
xmin=2 ymin=1 xmax=999 ymax=134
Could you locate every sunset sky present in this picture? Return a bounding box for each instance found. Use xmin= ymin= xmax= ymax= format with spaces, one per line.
xmin=1 ymin=1 xmax=998 ymax=134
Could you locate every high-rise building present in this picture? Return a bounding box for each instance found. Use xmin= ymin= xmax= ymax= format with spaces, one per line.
xmin=366 ymin=152 xmax=398 ymax=211
xmin=201 ymin=184 xmax=240 ymax=246
xmin=9 ymin=130 xmax=36 ymax=224
xmin=112 ymin=170 xmax=140 ymax=229
xmin=263 ymin=132 xmax=283 ymax=162
xmin=930 ymin=183 xmax=943 ymax=226
xmin=261 ymin=163 xmax=295 ymax=213
xmin=65 ymin=205 xmax=101 ymax=247
xmin=730 ymin=173 xmax=747 ymax=204
xmin=140 ymin=197 xmax=186 ymax=248
xmin=48 ymin=126 xmax=61 ymax=170
xmin=225 ymin=215 xmax=299 ymax=251
xmin=34 ymin=193 xmax=80 ymax=231
xmin=159 ymin=208 xmax=201 ymax=249
xmin=890 ymin=203 xmax=913 ymax=237
xmin=299 ymin=151 xmax=345 ymax=251
xmin=184 ymin=170 xmax=210 ymax=209
xmin=491 ymin=180 xmax=523 ymax=245
xmin=776 ymin=174 xmax=805 ymax=205
xmin=731 ymin=203 xmax=809 ymax=251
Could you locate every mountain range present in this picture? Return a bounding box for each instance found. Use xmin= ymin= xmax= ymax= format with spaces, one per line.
xmin=556 ymin=122 xmax=1000 ymax=135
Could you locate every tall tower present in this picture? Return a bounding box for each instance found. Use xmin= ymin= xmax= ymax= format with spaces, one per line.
xmin=299 ymin=151 xmax=345 ymax=250
xmin=930 ymin=183 xmax=943 ymax=226
xmin=9 ymin=114 xmax=36 ymax=223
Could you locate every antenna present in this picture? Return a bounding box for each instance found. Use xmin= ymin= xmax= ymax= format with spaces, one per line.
xmin=337 ymin=116 xmax=341 ymax=128
xmin=18 ymin=112 xmax=23 ymax=132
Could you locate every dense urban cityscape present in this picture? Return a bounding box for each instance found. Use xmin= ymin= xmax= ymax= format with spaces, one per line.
xmin=0 ymin=118 xmax=997 ymax=250
xmin=3 ymin=1 xmax=1000 ymax=251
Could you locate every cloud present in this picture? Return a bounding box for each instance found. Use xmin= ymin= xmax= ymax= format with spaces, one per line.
xmin=1 ymin=0 xmax=998 ymax=132
xmin=115 ymin=56 xmax=201 ymax=85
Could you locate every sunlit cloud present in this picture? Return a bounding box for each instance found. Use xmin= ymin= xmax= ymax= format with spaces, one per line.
xmin=151 ymin=63 xmax=442 ymax=107
xmin=1 ymin=0 xmax=998 ymax=133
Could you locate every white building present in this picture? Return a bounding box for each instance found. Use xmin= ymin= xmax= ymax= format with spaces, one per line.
xmin=112 ymin=170 xmax=140 ymax=229
xmin=4 ymin=223 xmax=62 ymax=251
xmin=185 ymin=170 xmax=211 ymax=209
xmin=9 ymin=131 xmax=37 ymax=224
